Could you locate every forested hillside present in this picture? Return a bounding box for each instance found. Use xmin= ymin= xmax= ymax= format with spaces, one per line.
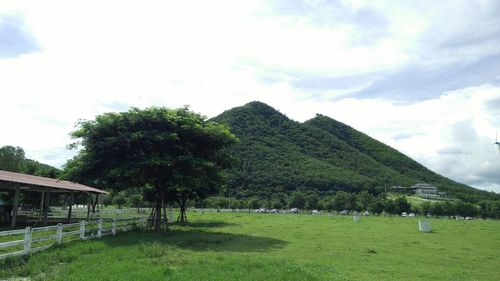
xmin=213 ymin=101 xmax=497 ymax=202
xmin=0 ymin=146 xmax=61 ymax=178
xmin=305 ymin=115 xmax=493 ymax=201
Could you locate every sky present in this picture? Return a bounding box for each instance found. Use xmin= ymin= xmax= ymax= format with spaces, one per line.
xmin=1 ymin=0 xmax=500 ymax=192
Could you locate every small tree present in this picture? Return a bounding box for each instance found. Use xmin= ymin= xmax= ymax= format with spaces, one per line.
xmin=304 ymin=193 xmax=320 ymax=210
xmin=393 ymin=197 xmax=410 ymax=214
xmin=432 ymin=202 xmax=445 ymax=216
xmin=102 ymin=194 xmax=113 ymax=207
xmin=384 ymin=199 xmax=396 ymax=215
xmin=289 ymin=191 xmax=306 ymax=209
xmin=346 ymin=193 xmax=358 ymax=211
xmin=112 ymin=192 xmax=127 ymax=209
xmin=319 ymin=196 xmax=335 ymax=211
xmin=333 ymin=191 xmax=349 ymax=211
xmin=246 ymin=197 xmax=261 ymax=210
xmin=269 ymin=199 xmax=284 ymax=210
xmin=128 ymin=194 xmax=143 ymax=212
xmin=420 ymin=201 xmax=432 ymax=216
xmin=358 ymin=191 xmax=373 ymax=210
xmin=369 ymin=198 xmax=386 ymax=214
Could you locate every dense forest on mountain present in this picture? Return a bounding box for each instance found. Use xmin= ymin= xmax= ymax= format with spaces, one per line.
xmin=0 ymin=146 xmax=62 ymax=205
xmin=213 ymin=102 xmax=498 ymax=202
xmin=0 ymin=146 xmax=61 ymax=178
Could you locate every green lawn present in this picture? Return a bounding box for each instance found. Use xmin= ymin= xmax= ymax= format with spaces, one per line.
xmin=0 ymin=212 xmax=499 ymax=281
xmin=387 ymin=193 xmax=439 ymax=205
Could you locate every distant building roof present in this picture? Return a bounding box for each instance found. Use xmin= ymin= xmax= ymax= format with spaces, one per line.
xmin=0 ymin=170 xmax=107 ymax=194
xmin=391 ymin=186 xmax=411 ymax=189
xmin=412 ymin=183 xmax=436 ymax=190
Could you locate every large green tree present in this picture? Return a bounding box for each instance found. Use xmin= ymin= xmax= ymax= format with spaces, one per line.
xmin=68 ymin=106 xmax=236 ymax=231
xmin=0 ymin=146 xmax=25 ymax=172
xmin=0 ymin=146 xmax=60 ymax=178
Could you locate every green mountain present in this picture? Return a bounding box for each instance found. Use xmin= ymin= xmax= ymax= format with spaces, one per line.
xmin=0 ymin=146 xmax=61 ymax=178
xmin=213 ymin=101 xmax=497 ymax=202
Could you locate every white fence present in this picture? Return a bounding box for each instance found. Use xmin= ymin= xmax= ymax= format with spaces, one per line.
xmin=0 ymin=217 xmax=146 ymax=260
xmin=17 ymin=206 xmax=149 ymax=221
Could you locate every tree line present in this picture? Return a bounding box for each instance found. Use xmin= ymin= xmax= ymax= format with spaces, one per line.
xmin=200 ymin=191 xmax=500 ymax=218
xmin=100 ymin=188 xmax=500 ymax=219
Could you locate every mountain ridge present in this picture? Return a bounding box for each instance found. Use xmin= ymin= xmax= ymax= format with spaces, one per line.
xmin=213 ymin=101 xmax=496 ymax=201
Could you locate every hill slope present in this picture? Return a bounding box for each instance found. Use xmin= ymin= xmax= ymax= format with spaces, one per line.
xmin=0 ymin=145 xmax=61 ymax=178
xmin=213 ymin=101 xmax=496 ymax=201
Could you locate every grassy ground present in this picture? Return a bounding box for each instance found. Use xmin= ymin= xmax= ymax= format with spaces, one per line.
xmin=0 ymin=212 xmax=498 ymax=281
xmin=387 ymin=193 xmax=439 ymax=205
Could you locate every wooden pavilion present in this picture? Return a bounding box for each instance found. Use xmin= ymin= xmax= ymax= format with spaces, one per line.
xmin=0 ymin=169 xmax=107 ymax=228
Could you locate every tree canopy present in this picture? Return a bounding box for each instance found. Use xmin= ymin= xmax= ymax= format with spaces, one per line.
xmin=67 ymin=106 xmax=237 ymax=230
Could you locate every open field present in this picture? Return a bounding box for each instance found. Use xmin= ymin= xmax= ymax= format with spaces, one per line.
xmin=0 ymin=212 xmax=499 ymax=281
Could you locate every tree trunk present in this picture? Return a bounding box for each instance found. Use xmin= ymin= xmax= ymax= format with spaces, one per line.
xmin=154 ymin=197 xmax=162 ymax=231
xmin=149 ymin=205 xmax=156 ymax=224
xmin=177 ymin=196 xmax=188 ymax=223
xmin=161 ymin=191 xmax=168 ymax=232
xmin=91 ymin=194 xmax=99 ymax=219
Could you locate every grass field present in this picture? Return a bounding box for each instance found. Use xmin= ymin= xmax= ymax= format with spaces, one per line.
xmin=387 ymin=193 xmax=438 ymax=205
xmin=0 ymin=212 xmax=499 ymax=281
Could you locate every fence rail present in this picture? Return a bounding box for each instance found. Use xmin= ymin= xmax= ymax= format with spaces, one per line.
xmin=0 ymin=217 xmax=147 ymax=260
xmin=17 ymin=207 xmax=150 ymax=222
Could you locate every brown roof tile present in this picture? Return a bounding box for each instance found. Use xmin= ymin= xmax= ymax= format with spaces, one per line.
xmin=0 ymin=170 xmax=107 ymax=194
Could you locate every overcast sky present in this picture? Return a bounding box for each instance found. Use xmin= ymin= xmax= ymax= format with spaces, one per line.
xmin=1 ymin=0 xmax=500 ymax=192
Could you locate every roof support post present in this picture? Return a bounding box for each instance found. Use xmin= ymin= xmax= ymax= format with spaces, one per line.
xmin=67 ymin=192 xmax=74 ymax=223
xmin=43 ymin=191 xmax=51 ymax=225
xmin=38 ymin=192 xmax=45 ymax=221
xmin=93 ymin=194 xmax=99 ymax=218
xmin=86 ymin=193 xmax=91 ymax=221
xmin=10 ymin=187 xmax=20 ymax=228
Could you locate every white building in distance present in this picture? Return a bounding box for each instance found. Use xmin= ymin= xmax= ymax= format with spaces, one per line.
xmin=390 ymin=183 xmax=451 ymax=200
xmin=412 ymin=183 xmax=445 ymax=199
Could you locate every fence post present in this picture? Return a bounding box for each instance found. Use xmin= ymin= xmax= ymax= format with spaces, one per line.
xmin=56 ymin=223 xmax=63 ymax=244
xmin=124 ymin=219 xmax=128 ymax=232
xmin=142 ymin=217 xmax=146 ymax=228
xmin=112 ymin=218 xmax=116 ymax=235
xmin=23 ymin=227 xmax=32 ymax=255
xmin=80 ymin=221 xmax=85 ymax=240
xmin=97 ymin=219 xmax=103 ymax=238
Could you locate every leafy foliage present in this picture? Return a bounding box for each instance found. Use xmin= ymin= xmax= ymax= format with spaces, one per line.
xmin=66 ymin=106 xmax=237 ymax=228
xmin=213 ymin=101 xmax=498 ymax=202
xmin=0 ymin=145 xmax=61 ymax=178
xmin=306 ymin=114 xmax=497 ymax=202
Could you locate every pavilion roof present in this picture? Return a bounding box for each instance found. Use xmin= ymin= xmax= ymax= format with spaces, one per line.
xmin=0 ymin=169 xmax=107 ymax=194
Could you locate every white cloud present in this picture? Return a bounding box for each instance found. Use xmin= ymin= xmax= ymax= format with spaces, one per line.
xmin=299 ymin=85 xmax=500 ymax=192
xmin=1 ymin=0 xmax=500 ymax=192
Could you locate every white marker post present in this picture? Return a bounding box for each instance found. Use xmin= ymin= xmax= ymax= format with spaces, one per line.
xmin=353 ymin=214 xmax=360 ymax=223
xmin=419 ymin=220 xmax=431 ymax=232
xmin=168 ymin=211 xmax=175 ymax=223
